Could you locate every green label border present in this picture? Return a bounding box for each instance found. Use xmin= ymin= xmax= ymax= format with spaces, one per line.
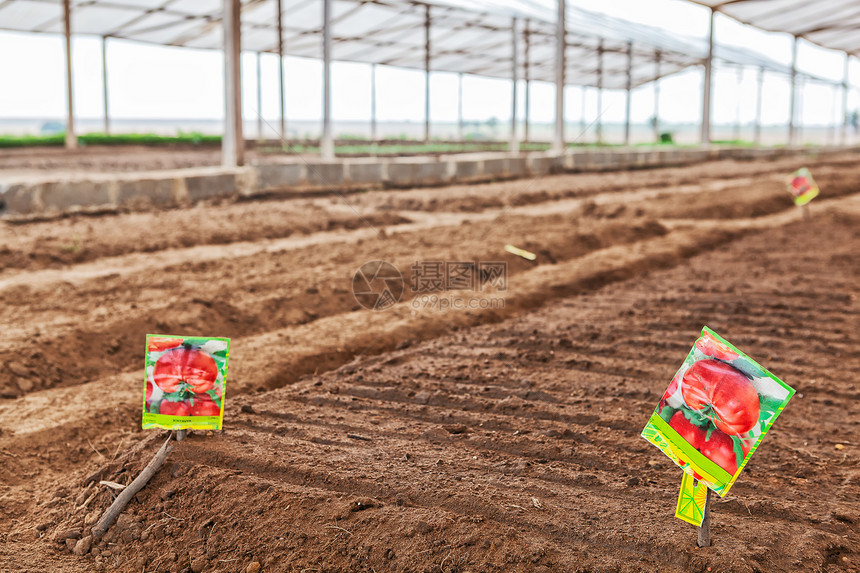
xmin=649 ymin=412 xmax=733 ymax=485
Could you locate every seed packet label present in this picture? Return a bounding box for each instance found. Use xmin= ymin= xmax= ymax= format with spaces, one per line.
xmin=787 ymin=167 xmax=819 ymax=206
xmin=142 ymin=334 xmax=230 ymax=431
xmin=675 ymin=472 xmax=709 ymax=526
xmin=641 ymin=327 xmax=794 ymax=497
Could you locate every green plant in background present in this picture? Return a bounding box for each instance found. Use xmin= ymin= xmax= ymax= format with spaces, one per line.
xmin=79 ymin=132 xmax=221 ymax=146
xmin=659 ymin=132 xmax=675 ymax=144
xmin=0 ymin=132 xmax=222 ymax=148
xmin=0 ymin=133 xmax=65 ymax=148
xmin=711 ymin=139 xmax=755 ymax=148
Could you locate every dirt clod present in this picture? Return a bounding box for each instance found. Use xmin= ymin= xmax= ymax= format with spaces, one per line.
xmin=6 ymin=361 xmax=29 ymax=378
xmin=53 ymin=528 xmax=82 ymax=543
xmin=190 ymin=556 xmax=207 ymax=573
xmin=15 ymin=377 xmax=34 ymax=392
xmin=73 ymin=535 xmax=92 ymax=556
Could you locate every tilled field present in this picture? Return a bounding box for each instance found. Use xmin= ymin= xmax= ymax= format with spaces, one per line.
xmin=0 ymin=153 xmax=858 ymax=572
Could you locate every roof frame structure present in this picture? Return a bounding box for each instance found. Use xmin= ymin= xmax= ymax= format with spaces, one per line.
xmin=0 ymin=0 xmax=824 ymax=90
xmin=685 ymin=0 xmax=860 ymax=56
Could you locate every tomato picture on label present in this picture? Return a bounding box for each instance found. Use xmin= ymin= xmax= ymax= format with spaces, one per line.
xmin=147 ymin=337 xmax=185 ymax=353
xmin=190 ymin=395 xmax=222 ymax=416
xmin=669 ymin=411 xmax=750 ymax=476
xmin=159 ymin=400 xmax=192 ymax=416
xmin=698 ymin=429 xmax=750 ymax=476
xmin=694 ymin=332 xmax=739 ymax=362
xmin=153 ymin=347 xmax=218 ymax=394
xmin=669 ymin=411 xmax=705 ymax=448
xmin=681 ymin=359 xmax=760 ymax=436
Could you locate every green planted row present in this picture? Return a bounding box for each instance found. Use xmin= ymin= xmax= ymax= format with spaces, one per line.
xmin=0 ymin=132 xmax=221 ymax=148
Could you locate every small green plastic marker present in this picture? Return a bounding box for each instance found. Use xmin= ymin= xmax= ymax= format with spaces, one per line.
xmin=504 ymin=244 xmax=536 ymax=261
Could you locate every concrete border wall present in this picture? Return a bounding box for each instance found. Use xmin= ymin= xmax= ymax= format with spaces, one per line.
xmin=1 ymin=145 xmax=855 ymax=217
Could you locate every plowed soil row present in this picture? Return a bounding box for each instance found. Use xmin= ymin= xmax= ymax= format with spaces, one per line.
xmin=0 ymin=153 xmax=858 ymax=572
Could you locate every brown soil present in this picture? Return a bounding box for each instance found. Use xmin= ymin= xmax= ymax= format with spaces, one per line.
xmin=0 ymin=154 xmax=858 ymax=572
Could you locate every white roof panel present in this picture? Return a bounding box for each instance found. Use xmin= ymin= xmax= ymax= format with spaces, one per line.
xmin=0 ymin=0 xmax=831 ymax=90
xmin=167 ymin=0 xmax=223 ymax=16
xmin=0 ymin=0 xmax=60 ymax=30
xmin=688 ymin=0 xmax=860 ymax=55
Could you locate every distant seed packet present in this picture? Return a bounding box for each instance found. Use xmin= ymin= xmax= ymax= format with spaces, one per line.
xmin=641 ymin=327 xmax=794 ymax=497
xmin=142 ymin=334 xmax=230 ymax=430
xmin=787 ymin=167 xmax=819 ymax=206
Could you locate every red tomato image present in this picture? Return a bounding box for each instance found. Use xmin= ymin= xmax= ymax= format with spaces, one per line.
xmin=790 ymin=176 xmax=810 ymax=196
xmin=681 ymin=359 xmax=760 ymax=436
xmin=694 ymin=333 xmax=738 ymax=361
xmin=699 ymin=428 xmax=750 ymax=476
xmin=145 ymin=379 xmax=154 ymax=401
xmin=190 ymin=395 xmax=221 ymax=416
xmin=147 ymin=337 xmax=185 ymax=353
xmin=662 ymin=371 xmax=681 ymax=402
xmin=159 ymin=400 xmax=192 ymax=416
xmin=669 ymin=412 xmax=750 ymax=476
xmin=669 ymin=411 xmax=705 ymax=447
xmin=153 ymin=348 xmax=218 ymax=394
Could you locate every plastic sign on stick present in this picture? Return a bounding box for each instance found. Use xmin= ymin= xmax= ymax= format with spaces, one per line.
xmin=787 ymin=167 xmax=819 ymax=206
xmin=676 ymin=472 xmax=709 ymax=526
xmin=641 ymin=327 xmax=794 ymax=499
xmin=142 ymin=335 xmax=231 ymax=430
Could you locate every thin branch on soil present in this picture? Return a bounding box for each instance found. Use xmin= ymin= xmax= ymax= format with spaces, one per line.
xmin=142 ymin=517 xmax=171 ymax=534
xmin=441 ymin=551 xmax=453 ymax=569
xmin=346 ymin=433 xmax=372 ymax=441
xmin=504 ymin=504 xmax=527 ymax=511
xmin=80 ymin=491 xmax=98 ymax=509
xmin=87 ymin=437 xmax=106 ymax=460
xmin=91 ymin=433 xmax=174 ymax=540
xmin=325 ymin=524 xmax=352 ymax=536
xmin=111 ymin=436 xmax=126 ymax=462
xmin=99 ymin=480 xmax=127 ymax=491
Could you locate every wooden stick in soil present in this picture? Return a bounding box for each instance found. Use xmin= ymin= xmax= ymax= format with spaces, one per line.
xmin=91 ymin=432 xmax=175 ymax=540
xmin=697 ymin=487 xmax=712 ymax=548
xmin=802 ymin=203 xmax=810 ymax=221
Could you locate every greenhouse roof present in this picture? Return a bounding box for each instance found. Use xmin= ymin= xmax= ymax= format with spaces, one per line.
xmin=0 ymin=0 xmax=835 ymax=89
xmin=687 ymin=0 xmax=860 ymax=57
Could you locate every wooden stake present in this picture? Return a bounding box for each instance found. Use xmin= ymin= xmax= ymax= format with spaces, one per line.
xmin=91 ymin=433 xmax=175 ymax=540
xmin=176 ymin=430 xmax=187 ymax=441
xmin=697 ymin=487 xmax=712 ymax=547
xmin=802 ymin=203 xmax=810 ymax=221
